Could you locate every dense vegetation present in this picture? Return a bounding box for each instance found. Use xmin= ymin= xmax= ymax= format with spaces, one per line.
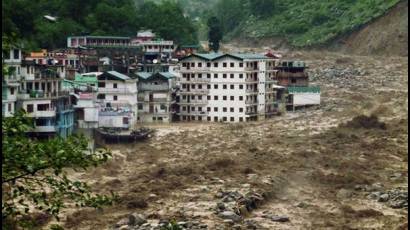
xmin=2 ymin=0 xmax=198 ymax=51
xmin=2 ymin=110 xmax=115 ymax=229
xmin=210 ymin=0 xmax=402 ymax=47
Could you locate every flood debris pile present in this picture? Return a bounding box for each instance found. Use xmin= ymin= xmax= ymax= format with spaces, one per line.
xmin=356 ymin=184 xmax=408 ymax=209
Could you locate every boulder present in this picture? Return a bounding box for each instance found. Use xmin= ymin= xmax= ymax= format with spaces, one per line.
xmin=219 ymin=211 xmax=242 ymax=223
xmin=129 ymin=213 xmax=147 ymax=226
xmin=270 ymin=215 xmax=290 ymax=222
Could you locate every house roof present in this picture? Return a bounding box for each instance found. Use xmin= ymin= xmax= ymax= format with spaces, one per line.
xmin=288 ymin=86 xmax=320 ymax=94
xmin=137 ymin=72 xmax=176 ymax=80
xmin=180 ymin=53 xmax=273 ymax=61
xmin=98 ymin=71 xmax=131 ymax=81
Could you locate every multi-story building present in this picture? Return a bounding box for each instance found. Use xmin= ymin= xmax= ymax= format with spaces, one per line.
xmin=17 ymin=60 xmax=74 ymax=138
xmin=2 ymin=48 xmax=22 ymax=117
xmin=136 ymin=71 xmax=177 ymax=123
xmin=178 ymin=53 xmax=286 ymax=122
xmin=274 ymin=60 xmax=321 ymax=110
xmin=96 ymin=71 xmax=138 ymax=129
xmin=275 ymin=60 xmax=309 ymax=87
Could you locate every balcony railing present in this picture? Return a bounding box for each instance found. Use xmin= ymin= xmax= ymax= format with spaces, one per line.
xmin=245 ymin=111 xmax=257 ymax=115
xmin=98 ymin=88 xmax=134 ymax=94
xmin=35 ymin=126 xmax=57 ymax=132
xmin=180 ymin=78 xmax=210 ymax=83
xmin=245 ymin=78 xmax=258 ymax=83
xmin=179 ymin=99 xmax=208 ymax=105
xmin=27 ymin=109 xmax=56 ymax=118
xmin=178 ymin=111 xmax=208 ymax=116
xmin=180 ymin=67 xmax=210 ymax=72
xmin=245 ymin=100 xmax=257 ymax=105
xmin=245 ymin=89 xmax=257 ymax=94
xmin=18 ymin=90 xmax=70 ymax=99
xmin=179 ymin=89 xmax=209 ymax=95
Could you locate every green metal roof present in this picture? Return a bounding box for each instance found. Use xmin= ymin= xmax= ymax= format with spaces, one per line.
xmin=181 ymin=53 xmax=271 ymax=61
xmin=137 ymin=72 xmax=176 ymax=80
xmin=75 ymin=74 xmax=97 ymax=83
xmin=288 ymin=86 xmax=321 ymax=94
xmin=98 ymin=71 xmax=131 ymax=81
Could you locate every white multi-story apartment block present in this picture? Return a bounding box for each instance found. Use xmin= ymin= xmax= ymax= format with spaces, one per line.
xmin=2 ymin=48 xmax=22 ymax=117
xmin=178 ymin=53 xmax=285 ymax=122
xmin=96 ymin=71 xmax=138 ymax=129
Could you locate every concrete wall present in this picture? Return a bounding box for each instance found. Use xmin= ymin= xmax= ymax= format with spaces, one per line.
xmin=293 ymin=93 xmax=321 ymax=106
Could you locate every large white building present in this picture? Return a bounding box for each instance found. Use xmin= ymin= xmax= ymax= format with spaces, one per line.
xmin=178 ymin=53 xmax=285 ymax=122
xmin=96 ymin=71 xmax=138 ymax=129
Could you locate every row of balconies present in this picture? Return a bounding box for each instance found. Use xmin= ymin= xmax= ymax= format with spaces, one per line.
xmin=98 ymin=88 xmax=136 ymax=94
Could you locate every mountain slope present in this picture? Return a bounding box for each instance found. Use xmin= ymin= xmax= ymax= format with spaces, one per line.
xmin=223 ymin=0 xmax=402 ymax=48
xmin=332 ymin=0 xmax=408 ymax=56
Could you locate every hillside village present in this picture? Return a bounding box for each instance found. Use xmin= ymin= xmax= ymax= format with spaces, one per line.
xmin=3 ymin=30 xmax=321 ymax=140
xmin=1 ymin=1 xmax=407 ymax=230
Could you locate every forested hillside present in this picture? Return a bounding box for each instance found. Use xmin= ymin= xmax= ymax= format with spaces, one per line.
xmin=2 ymin=0 xmax=198 ymax=50
xmin=211 ymin=0 xmax=402 ymax=47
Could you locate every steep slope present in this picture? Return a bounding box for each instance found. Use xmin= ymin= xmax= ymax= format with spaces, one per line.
xmin=332 ymin=0 xmax=408 ymax=56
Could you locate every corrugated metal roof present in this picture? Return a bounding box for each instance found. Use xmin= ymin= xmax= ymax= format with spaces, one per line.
xmin=105 ymin=71 xmax=131 ymax=81
xmin=230 ymin=53 xmax=271 ymax=60
xmin=182 ymin=53 xmax=272 ymax=61
xmin=288 ymin=86 xmax=320 ymax=94
xmin=137 ymin=72 xmax=176 ymax=80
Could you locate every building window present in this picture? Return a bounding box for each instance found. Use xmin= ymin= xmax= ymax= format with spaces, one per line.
xmin=223 ymin=84 xmax=227 ymax=89
xmin=214 ymin=96 xmax=218 ymax=100
xmin=230 ymin=63 xmax=234 ymax=67
xmin=230 ymin=117 xmax=235 ymax=122
xmin=239 ymin=108 xmax=244 ymax=112
xmin=207 ymin=74 xmax=211 ymax=79
xmin=27 ymin=104 xmax=34 ymax=113
xmin=230 ymin=74 xmax=234 ymax=79
xmin=239 ymin=117 xmax=243 ymax=122
xmin=182 ymin=63 xmax=187 ymax=67
xmin=214 ymin=117 xmax=218 ymax=122
xmin=214 ymin=74 xmax=218 ymax=79
xmin=214 ymin=107 xmax=218 ymax=112
xmin=207 ymin=107 xmax=211 ymax=112
xmin=192 ymin=85 xmax=196 ymax=89
xmin=239 ymin=74 xmax=243 ymax=78
xmin=207 ymin=85 xmax=211 ymax=89
xmin=291 ymin=79 xmax=297 ymax=83
xmin=97 ymin=94 xmax=106 ymax=99
xmin=10 ymin=88 xmax=14 ymax=95
xmin=191 ymin=95 xmax=196 ymax=100
xmin=223 ymin=96 xmax=227 ymax=101
xmin=239 ymin=62 xmax=243 ymax=67
xmin=230 ymin=108 xmax=234 ymax=112
xmin=192 ymin=107 xmax=196 ymax=111
xmin=182 ymin=106 xmax=187 ymax=111
xmin=198 ymin=63 xmax=202 ymax=67
xmin=223 ymin=107 xmax=227 ymax=112
xmin=138 ymin=104 xmax=143 ymax=110
xmin=123 ymin=117 xmax=129 ymax=125
xmin=223 ymin=117 xmax=227 ymax=122
xmin=113 ymin=83 xmax=117 ymax=88
xmin=98 ymin=82 xmax=106 ymax=88
xmin=214 ymin=63 xmax=218 ymax=67
xmin=8 ymin=103 xmax=12 ymax=112
xmin=239 ymin=96 xmax=243 ymax=101
xmin=223 ymin=74 xmax=227 ymax=78
xmin=198 ymin=107 xmax=202 ymax=112
xmin=214 ymin=84 xmax=218 ymax=89
xmin=207 ymin=117 xmax=211 ymax=121
xmin=198 ymin=95 xmax=202 ymax=100
xmin=230 ymin=85 xmax=234 ymax=89
xmin=198 ymin=73 xmax=202 ymax=78
xmin=230 ymin=96 xmax=234 ymax=101
xmin=13 ymin=49 xmax=19 ymax=59
xmin=223 ymin=63 xmax=227 ymax=67
xmin=207 ymin=63 xmax=211 ymax=67
xmin=198 ymin=85 xmax=203 ymax=89
xmin=207 ymin=95 xmax=211 ymax=100
xmin=239 ymin=85 xmax=244 ymax=89
xmin=113 ymin=95 xmax=118 ymax=101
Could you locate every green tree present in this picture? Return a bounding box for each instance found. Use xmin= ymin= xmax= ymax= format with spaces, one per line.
xmin=249 ymin=0 xmax=276 ymax=18
xmin=2 ymin=111 xmax=117 ymax=228
xmin=207 ymin=16 xmax=223 ymax=52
